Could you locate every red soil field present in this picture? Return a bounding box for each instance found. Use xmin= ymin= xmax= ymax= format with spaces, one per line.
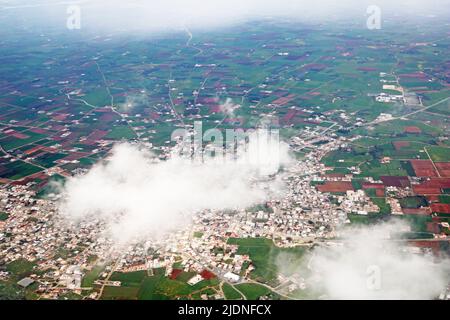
xmin=422 ymin=178 xmax=450 ymax=188
xmin=170 ymin=269 xmax=182 ymax=280
xmin=380 ymin=176 xmax=410 ymax=188
xmin=413 ymin=178 xmax=450 ymax=195
xmin=426 ymin=195 xmax=441 ymax=202
xmin=362 ymin=182 xmax=385 ymax=189
xmin=399 ymin=72 xmax=429 ymax=80
xmin=431 ymin=203 xmax=450 ymax=214
xmin=52 ymin=113 xmax=70 ymax=121
xmin=86 ymin=130 xmax=108 ymax=141
xmin=29 ymin=128 xmax=49 ymax=134
xmin=402 ymin=208 xmax=431 ymax=215
xmin=435 ymin=162 xmax=450 ymax=177
xmin=99 ymin=113 xmax=116 ymax=122
xmin=412 ymin=185 xmax=442 ymax=195
xmin=272 ymin=94 xmax=297 ymax=106
xmin=8 ymin=132 xmax=29 ymax=139
xmin=408 ymin=241 xmax=441 ymax=256
xmin=317 ymin=181 xmax=354 ymax=193
xmin=426 ymin=222 xmax=441 ymax=234
xmin=404 ymin=126 xmax=422 ymax=134
xmin=208 ymin=105 xmax=221 ymax=113
xmin=200 ymin=270 xmax=216 ymax=280
xmin=410 ymin=160 xmax=438 ymax=177
xmin=392 ymin=141 xmax=410 ymax=150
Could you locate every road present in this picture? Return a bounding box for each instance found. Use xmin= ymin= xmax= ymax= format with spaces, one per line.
xmin=97 ymin=255 xmax=123 ymax=299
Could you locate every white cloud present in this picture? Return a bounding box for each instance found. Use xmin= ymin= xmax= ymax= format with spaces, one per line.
xmin=3 ymin=0 xmax=450 ymax=34
xmin=58 ymin=130 xmax=291 ymax=243
xmin=219 ymin=98 xmax=240 ymax=118
xmin=307 ymin=221 xmax=449 ymax=300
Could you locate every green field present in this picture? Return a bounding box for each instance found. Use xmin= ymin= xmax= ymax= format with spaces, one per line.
xmin=105 ymin=126 xmax=137 ymax=140
xmin=100 ymin=268 xmax=220 ymax=300
xmin=0 ymin=281 xmax=26 ymax=300
xmin=81 ymin=265 xmax=105 ymax=288
xmin=6 ymin=259 xmax=36 ymax=279
xmin=440 ymin=195 xmax=450 ymax=204
xmin=101 ymin=286 xmax=140 ymax=300
xmin=0 ymin=160 xmax=42 ymax=180
xmin=227 ymin=238 xmax=307 ymax=285
xmin=222 ymin=283 xmax=243 ymax=300
xmin=427 ymin=146 xmax=450 ymax=162
xmin=234 ymin=283 xmax=272 ymax=300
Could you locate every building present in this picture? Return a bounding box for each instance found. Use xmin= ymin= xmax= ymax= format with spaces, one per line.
xmin=224 ymin=272 xmax=240 ymax=283
xmin=17 ymin=277 xmax=34 ymax=288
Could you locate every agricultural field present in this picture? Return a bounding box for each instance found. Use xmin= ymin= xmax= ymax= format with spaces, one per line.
xmin=233 ymin=283 xmax=273 ymax=300
xmin=100 ymin=268 xmax=221 ymax=300
xmin=0 ymin=5 xmax=449 ymax=301
xmin=227 ymin=238 xmax=308 ymax=286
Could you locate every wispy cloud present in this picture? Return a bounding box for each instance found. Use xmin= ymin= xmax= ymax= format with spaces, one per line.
xmin=279 ymin=221 xmax=450 ymax=300
xmin=3 ymin=0 xmax=450 ymax=33
xmin=58 ymin=132 xmax=291 ymax=243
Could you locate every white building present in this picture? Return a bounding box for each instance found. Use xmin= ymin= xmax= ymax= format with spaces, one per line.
xmin=224 ymin=272 xmax=240 ymax=283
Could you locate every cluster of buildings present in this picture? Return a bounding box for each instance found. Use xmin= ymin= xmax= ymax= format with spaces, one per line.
xmin=0 ymin=123 xmax=448 ymax=300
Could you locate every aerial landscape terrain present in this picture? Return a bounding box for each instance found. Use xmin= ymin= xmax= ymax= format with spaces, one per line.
xmin=0 ymin=0 xmax=450 ymax=301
